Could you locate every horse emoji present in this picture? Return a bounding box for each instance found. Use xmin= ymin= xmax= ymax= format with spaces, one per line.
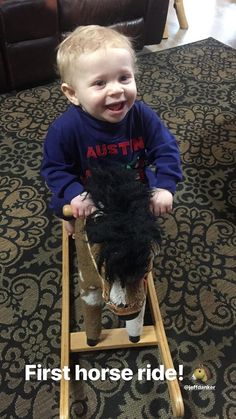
xmin=192 ymin=364 xmax=211 ymax=383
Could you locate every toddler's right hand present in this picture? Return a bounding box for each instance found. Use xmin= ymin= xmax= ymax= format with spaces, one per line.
xmin=70 ymin=192 xmax=97 ymax=218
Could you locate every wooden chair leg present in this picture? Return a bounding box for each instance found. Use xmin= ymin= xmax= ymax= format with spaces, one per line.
xmin=163 ymin=0 xmax=188 ymax=40
xmin=60 ymin=221 xmax=70 ymax=419
xmin=163 ymin=24 xmax=169 ymax=39
xmin=174 ymin=0 xmax=189 ymax=29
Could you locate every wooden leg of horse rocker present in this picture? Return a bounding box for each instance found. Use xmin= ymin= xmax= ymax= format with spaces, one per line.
xmin=60 ymin=221 xmax=70 ymax=419
xmin=147 ymin=273 xmax=184 ymax=418
xmin=60 ymin=221 xmax=184 ymax=418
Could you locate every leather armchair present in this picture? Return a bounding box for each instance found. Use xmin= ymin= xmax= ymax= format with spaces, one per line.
xmin=0 ymin=0 xmax=169 ymax=93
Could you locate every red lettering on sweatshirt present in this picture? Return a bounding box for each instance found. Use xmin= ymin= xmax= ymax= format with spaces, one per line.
xmin=96 ymin=144 xmax=107 ymax=157
xmin=87 ymin=146 xmax=97 ymax=158
xmin=107 ymin=144 xmax=118 ymax=155
xmin=86 ymin=137 xmax=145 ymax=158
xmin=118 ymin=141 xmax=130 ymax=155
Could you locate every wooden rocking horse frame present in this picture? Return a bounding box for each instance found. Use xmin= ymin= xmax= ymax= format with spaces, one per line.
xmin=60 ymin=220 xmax=184 ymax=419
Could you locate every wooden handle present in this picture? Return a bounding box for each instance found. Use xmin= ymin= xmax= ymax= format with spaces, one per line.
xmin=63 ymin=205 xmax=73 ymax=217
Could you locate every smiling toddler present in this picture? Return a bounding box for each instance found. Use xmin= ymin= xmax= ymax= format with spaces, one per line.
xmin=41 ymin=25 xmax=182 ymax=234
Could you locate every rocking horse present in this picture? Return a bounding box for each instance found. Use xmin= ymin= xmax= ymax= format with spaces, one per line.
xmin=60 ymin=163 xmax=184 ymax=418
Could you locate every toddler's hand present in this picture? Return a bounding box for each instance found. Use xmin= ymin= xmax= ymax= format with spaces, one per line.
xmin=150 ymin=188 xmax=173 ymax=216
xmin=70 ymin=192 xmax=97 ymax=218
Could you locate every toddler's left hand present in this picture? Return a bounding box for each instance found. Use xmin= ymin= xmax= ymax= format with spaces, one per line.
xmin=150 ymin=188 xmax=173 ymax=216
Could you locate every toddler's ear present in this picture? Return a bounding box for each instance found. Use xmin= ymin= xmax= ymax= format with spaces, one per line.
xmin=61 ymin=83 xmax=79 ymax=105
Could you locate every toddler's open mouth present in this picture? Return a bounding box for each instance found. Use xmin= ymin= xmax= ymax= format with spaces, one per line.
xmin=106 ymin=102 xmax=125 ymax=112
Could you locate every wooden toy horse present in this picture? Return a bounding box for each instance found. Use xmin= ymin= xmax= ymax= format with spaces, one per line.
xmin=72 ymin=162 xmax=161 ymax=346
xmin=60 ymin=162 xmax=184 ymax=419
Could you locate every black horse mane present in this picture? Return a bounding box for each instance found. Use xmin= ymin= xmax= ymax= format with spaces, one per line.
xmin=85 ymin=162 xmax=161 ymax=286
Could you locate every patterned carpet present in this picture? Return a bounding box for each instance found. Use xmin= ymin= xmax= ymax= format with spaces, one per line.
xmin=0 ymin=38 xmax=236 ymax=419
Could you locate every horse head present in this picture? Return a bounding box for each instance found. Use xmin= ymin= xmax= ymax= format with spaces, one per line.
xmin=85 ymin=162 xmax=161 ymax=320
xmin=192 ymin=364 xmax=211 ymax=383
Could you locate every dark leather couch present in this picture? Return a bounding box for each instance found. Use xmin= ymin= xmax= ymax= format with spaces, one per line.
xmin=0 ymin=0 xmax=169 ymax=93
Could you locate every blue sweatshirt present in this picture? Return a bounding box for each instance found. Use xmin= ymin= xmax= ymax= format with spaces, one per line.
xmin=41 ymin=100 xmax=182 ymax=217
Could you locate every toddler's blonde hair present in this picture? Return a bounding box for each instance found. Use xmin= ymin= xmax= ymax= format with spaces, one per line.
xmin=57 ymin=25 xmax=136 ymax=85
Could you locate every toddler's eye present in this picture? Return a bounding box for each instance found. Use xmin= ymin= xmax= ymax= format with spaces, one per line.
xmin=120 ymin=74 xmax=132 ymax=83
xmin=94 ymin=80 xmax=106 ymax=87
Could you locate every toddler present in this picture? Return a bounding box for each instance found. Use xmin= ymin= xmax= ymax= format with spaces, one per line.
xmin=41 ymin=25 xmax=182 ymax=235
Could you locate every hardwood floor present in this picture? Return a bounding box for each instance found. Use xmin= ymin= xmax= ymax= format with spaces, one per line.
xmin=144 ymin=0 xmax=236 ymax=52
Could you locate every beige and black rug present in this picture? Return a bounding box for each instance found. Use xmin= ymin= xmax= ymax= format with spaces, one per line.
xmin=0 ymin=38 xmax=235 ymax=418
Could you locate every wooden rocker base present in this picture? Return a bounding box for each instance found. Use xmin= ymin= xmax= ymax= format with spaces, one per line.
xmin=60 ymin=221 xmax=184 ymax=419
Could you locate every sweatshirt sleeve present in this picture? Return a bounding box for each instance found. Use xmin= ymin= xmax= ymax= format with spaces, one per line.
xmin=140 ymin=103 xmax=183 ymax=194
xmin=41 ymin=124 xmax=84 ymax=202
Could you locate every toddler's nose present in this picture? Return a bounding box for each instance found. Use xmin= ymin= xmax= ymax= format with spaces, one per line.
xmin=108 ymin=82 xmax=124 ymax=95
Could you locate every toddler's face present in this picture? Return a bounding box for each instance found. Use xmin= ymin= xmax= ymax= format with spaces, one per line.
xmin=71 ymin=47 xmax=137 ymax=123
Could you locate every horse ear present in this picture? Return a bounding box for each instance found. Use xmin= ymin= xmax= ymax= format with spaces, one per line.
xmin=205 ymin=366 xmax=211 ymax=379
